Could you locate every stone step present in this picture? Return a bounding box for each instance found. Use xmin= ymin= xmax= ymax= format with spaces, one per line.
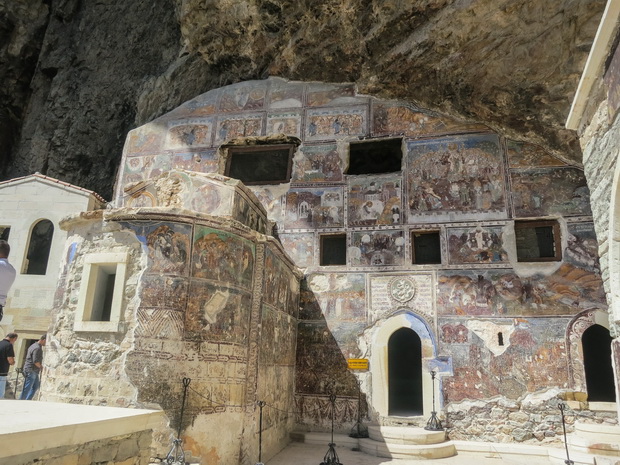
xmin=367 ymin=424 xmax=447 ymax=445
xmin=573 ymin=421 xmax=620 ymax=443
xmin=289 ymin=432 xmax=359 ymax=449
xmin=566 ymin=422 xmax=620 ymax=458
xmin=359 ymin=437 xmax=457 ymax=459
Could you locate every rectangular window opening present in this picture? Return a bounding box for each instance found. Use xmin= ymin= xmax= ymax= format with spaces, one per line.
xmin=515 ymin=220 xmax=561 ymax=262
xmin=225 ymin=144 xmax=294 ymax=185
xmin=347 ymin=138 xmax=403 ymax=175
xmin=90 ymin=264 xmax=117 ymax=322
xmin=320 ymin=234 xmax=347 ymax=266
xmin=412 ymin=231 xmax=441 ymax=264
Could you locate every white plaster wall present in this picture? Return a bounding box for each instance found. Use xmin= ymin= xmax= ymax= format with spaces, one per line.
xmin=0 ymin=177 xmax=102 ymax=347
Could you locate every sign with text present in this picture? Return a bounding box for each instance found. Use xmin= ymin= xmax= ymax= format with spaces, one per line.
xmin=347 ymin=358 xmax=369 ymax=370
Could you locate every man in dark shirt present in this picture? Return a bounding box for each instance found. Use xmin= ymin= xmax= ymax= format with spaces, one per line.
xmin=0 ymin=332 xmax=17 ymax=398
xmin=20 ymin=334 xmax=46 ymax=400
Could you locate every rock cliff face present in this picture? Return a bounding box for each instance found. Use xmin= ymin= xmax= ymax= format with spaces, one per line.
xmin=0 ymin=0 xmax=605 ymax=199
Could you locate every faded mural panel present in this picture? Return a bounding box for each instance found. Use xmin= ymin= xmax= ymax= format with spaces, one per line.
xmin=406 ymin=134 xmax=506 ymax=222
xmin=511 ymin=168 xmax=591 ymax=217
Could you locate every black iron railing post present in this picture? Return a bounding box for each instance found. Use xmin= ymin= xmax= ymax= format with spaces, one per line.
xmin=320 ymin=394 xmax=343 ymax=465
xmin=558 ymin=402 xmax=574 ymax=465
xmin=425 ymin=370 xmax=444 ymax=431
xmin=164 ymin=377 xmax=191 ymax=465
xmin=256 ymin=400 xmax=266 ymax=465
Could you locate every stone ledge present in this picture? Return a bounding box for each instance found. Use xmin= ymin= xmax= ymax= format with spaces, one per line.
xmin=0 ymin=400 xmax=164 ymax=460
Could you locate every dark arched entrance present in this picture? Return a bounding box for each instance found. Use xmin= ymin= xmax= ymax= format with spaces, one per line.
xmin=583 ymin=324 xmax=616 ymax=402
xmin=388 ymin=327 xmax=423 ymax=415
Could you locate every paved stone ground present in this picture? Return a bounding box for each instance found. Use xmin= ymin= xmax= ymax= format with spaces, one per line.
xmin=266 ymin=442 xmax=557 ymax=465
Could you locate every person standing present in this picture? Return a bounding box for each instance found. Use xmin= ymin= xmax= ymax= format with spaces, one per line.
xmin=0 ymin=240 xmax=17 ymax=322
xmin=0 ymin=332 xmax=18 ymax=398
xmin=20 ymin=334 xmax=46 ymax=400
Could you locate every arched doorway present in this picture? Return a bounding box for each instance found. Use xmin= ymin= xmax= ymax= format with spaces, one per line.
xmin=583 ymin=324 xmax=616 ymax=402
xmin=388 ymin=327 xmax=423 ymax=415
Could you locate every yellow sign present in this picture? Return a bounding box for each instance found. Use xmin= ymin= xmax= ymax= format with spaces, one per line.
xmin=347 ymin=358 xmax=369 ymax=370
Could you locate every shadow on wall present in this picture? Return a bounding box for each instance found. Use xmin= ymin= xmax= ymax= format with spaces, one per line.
xmin=294 ymin=277 xmax=369 ymax=433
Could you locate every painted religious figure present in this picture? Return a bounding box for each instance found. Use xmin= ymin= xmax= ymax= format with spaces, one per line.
xmin=348 ymin=175 xmax=401 ymax=226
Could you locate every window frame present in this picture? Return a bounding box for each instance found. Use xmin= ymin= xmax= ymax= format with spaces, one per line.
xmin=320 ymin=233 xmax=347 ymax=266
xmin=514 ymin=219 xmax=562 ymax=262
xmin=73 ymin=252 xmax=129 ymax=333
xmin=411 ymin=230 xmax=442 ymax=265
xmin=225 ymin=144 xmax=295 ymax=185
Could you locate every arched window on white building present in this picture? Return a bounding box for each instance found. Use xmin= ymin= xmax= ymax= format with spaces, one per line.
xmin=23 ymin=219 xmax=54 ymax=275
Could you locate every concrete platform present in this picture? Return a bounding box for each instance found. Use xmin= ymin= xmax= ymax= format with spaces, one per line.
xmin=0 ymin=399 xmax=164 ymax=463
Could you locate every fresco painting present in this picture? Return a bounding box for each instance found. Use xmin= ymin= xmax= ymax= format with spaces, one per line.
xmin=306 ymin=273 xmax=366 ymax=322
xmin=123 ymin=221 xmax=191 ymax=275
xmin=190 ymin=182 xmax=224 ymax=215
xmin=266 ymin=111 xmax=302 ymax=137
xmin=511 ymin=168 xmax=591 ymax=217
xmin=122 ymin=154 xmax=171 ymax=186
xmin=260 ymin=305 xmax=297 ymax=366
xmin=372 ymin=103 xmax=487 ymax=138
xmin=172 ymin=150 xmax=218 ymax=174
xmin=506 ymin=140 xmax=565 ymax=168
xmin=442 ymin=317 xmax=568 ymax=402
xmin=192 ymin=226 xmax=255 ymax=290
xmin=136 ymin=308 xmax=185 ymax=340
xmin=219 ymin=83 xmax=267 ymax=112
xmin=305 ymin=107 xmax=367 ymax=140
xmin=407 ymin=134 xmax=506 ymax=219
xmin=306 ymin=83 xmax=360 ymax=107
xmin=438 ymin=266 xmax=605 ymax=317
xmin=233 ymin=194 xmax=268 ymax=234
xmin=145 ymin=223 xmax=192 ymax=275
xmin=268 ymin=81 xmax=304 ymax=108
xmin=185 ymin=280 xmax=252 ymax=344
xmin=447 ymin=225 xmax=507 ymax=264
xmin=293 ymin=144 xmax=343 ymax=182
xmin=285 ymin=187 xmax=344 ymax=229
xmin=124 ymin=124 xmax=163 ymax=155
xmin=295 ymin=322 xmax=360 ymax=396
xmin=165 ymin=119 xmax=214 ymax=150
xmin=279 ymin=233 xmax=315 ymax=268
xmin=348 ymin=175 xmax=401 ymax=226
xmin=215 ymin=114 xmax=263 ymax=143
xmin=139 ymin=274 xmax=189 ymax=311
xmin=566 ymin=223 xmax=600 ymax=272
xmin=168 ymin=92 xmax=219 ymax=118
xmin=251 ymin=187 xmax=287 ymax=225
xmin=350 ymin=230 xmax=405 ymax=266
xmin=264 ymin=248 xmax=299 ymax=315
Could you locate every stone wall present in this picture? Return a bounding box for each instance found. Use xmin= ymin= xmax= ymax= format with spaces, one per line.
xmin=110 ymin=78 xmax=612 ymax=444
xmin=46 ymin=172 xmax=301 ymax=465
xmin=574 ymin=30 xmax=620 ymax=420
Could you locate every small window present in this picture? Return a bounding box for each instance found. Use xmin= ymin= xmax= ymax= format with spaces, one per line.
xmin=320 ymin=234 xmax=347 ymax=266
xmin=515 ymin=220 xmax=561 ymax=262
xmin=412 ymin=231 xmax=441 ymax=264
xmin=0 ymin=227 xmax=10 ymax=241
xmin=348 ymin=138 xmax=403 ymax=175
xmin=226 ymin=144 xmax=294 ymax=185
xmin=74 ymin=252 xmax=128 ymax=332
xmin=23 ymin=220 xmax=54 ymax=275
